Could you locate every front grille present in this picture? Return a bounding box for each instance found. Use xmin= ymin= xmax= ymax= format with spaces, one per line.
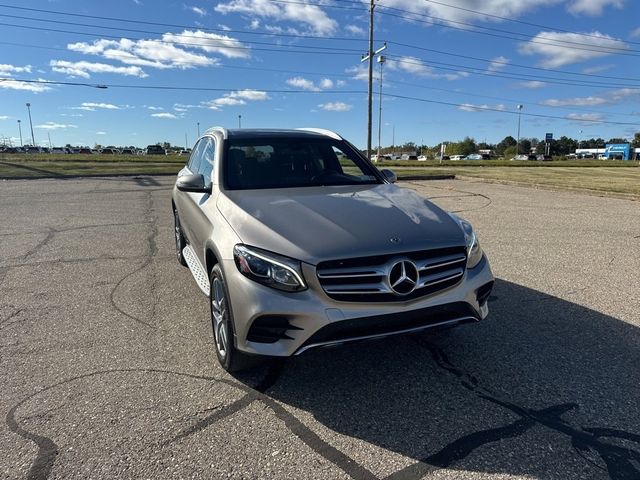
xmin=296 ymin=302 xmax=479 ymax=354
xmin=316 ymin=246 xmax=467 ymax=302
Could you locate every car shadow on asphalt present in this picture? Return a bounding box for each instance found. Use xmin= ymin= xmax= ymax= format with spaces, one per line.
xmin=242 ymin=279 xmax=640 ymax=480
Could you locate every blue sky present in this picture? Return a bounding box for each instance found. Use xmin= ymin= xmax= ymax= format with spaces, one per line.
xmin=1 ymin=0 xmax=639 ymax=149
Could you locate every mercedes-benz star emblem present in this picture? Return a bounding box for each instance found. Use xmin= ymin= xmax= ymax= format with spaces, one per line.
xmin=388 ymin=260 xmax=419 ymax=295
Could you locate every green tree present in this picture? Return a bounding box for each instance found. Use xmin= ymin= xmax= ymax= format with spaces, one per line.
xmin=495 ymin=136 xmax=517 ymax=156
xmin=632 ymin=132 xmax=640 ymax=149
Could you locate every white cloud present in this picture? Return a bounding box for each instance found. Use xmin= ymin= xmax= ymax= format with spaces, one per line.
xmin=35 ymin=122 xmax=78 ymax=130
xmin=318 ymin=102 xmax=352 ymax=112
xmin=541 ymin=87 xmax=640 ymax=107
xmin=519 ymin=81 xmax=547 ymax=89
xmin=567 ymin=113 xmax=605 ymax=122
xmin=378 ymin=0 xmax=561 ymax=25
xmin=541 ymin=96 xmax=608 ymax=107
xmin=583 ymin=64 xmax=613 ymax=74
xmin=519 ymin=31 xmax=628 ymax=67
xmin=204 ymin=89 xmax=269 ymax=109
xmin=458 ymin=103 xmax=506 ymax=112
xmin=319 ymin=78 xmax=334 ymax=89
xmin=0 ymin=115 xmax=10 ymax=120
xmin=487 ymin=56 xmax=509 ymax=72
xmin=68 ymin=37 xmax=217 ymax=70
xmin=188 ymin=6 xmax=207 ymax=16
xmin=218 ymin=24 xmax=232 ymax=31
xmin=631 ymin=27 xmax=640 ymax=38
xmin=50 ymin=60 xmax=147 ymax=78
xmin=345 ymin=25 xmax=365 ymax=36
xmin=286 ymin=76 xmax=319 ymax=91
xmin=0 ymin=64 xmax=32 ymax=75
xmin=387 ymin=56 xmax=469 ymax=80
xmin=0 ymin=78 xmax=51 ymax=92
xmin=73 ymin=102 xmax=123 ymax=111
xmin=151 ymin=112 xmax=178 ymax=119
xmin=96 ymin=131 xmax=107 ymax=135
xmin=568 ymin=0 xmax=624 ymax=16
xmin=345 ymin=65 xmax=369 ymax=82
xmin=215 ymin=0 xmax=337 ymax=35
xmin=161 ymin=30 xmax=250 ymax=59
xmin=146 ymin=106 xmax=163 ymax=110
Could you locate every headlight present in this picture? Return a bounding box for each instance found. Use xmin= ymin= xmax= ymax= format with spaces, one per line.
xmin=233 ymin=244 xmax=307 ymax=292
xmin=449 ymin=213 xmax=484 ymax=269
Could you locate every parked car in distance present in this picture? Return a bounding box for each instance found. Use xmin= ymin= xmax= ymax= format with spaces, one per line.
xmin=121 ymin=148 xmax=135 ymax=155
xmin=417 ymin=155 xmax=428 ymax=161
xmin=449 ymin=155 xmax=464 ymax=161
xmin=178 ymin=149 xmax=191 ymax=157
xmin=172 ymin=127 xmax=494 ymax=372
xmin=465 ymin=154 xmax=482 ymax=160
xmin=50 ymin=147 xmax=68 ymax=154
xmin=512 ymin=154 xmax=529 ymax=161
xmin=146 ymin=145 xmax=166 ymax=155
xmin=536 ymin=155 xmax=552 ymax=161
xmin=100 ymin=148 xmax=118 ymax=155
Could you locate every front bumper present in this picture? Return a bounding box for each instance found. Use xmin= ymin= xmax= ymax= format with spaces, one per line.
xmin=223 ymin=254 xmax=494 ymax=357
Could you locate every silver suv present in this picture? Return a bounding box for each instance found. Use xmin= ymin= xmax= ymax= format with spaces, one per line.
xmin=172 ymin=128 xmax=494 ymax=371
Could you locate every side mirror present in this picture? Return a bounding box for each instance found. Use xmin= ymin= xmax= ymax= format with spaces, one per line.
xmin=381 ymin=169 xmax=397 ymax=183
xmin=176 ymin=174 xmax=211 ymax=194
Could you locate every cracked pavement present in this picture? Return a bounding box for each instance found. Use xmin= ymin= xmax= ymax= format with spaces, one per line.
xmin=1 ymin=176 xmax=639 ymax=479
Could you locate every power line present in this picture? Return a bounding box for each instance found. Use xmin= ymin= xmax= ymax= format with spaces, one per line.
xmin=0 ymin=22 xmax=359 ymax=56
xmin=384 ymin=54 xmax=640 ymax=89
xmin=421 ymin=0 xmax=640 ymax=47
xmin=4 ymin=77 xmax=639 ymax=126
xmin=1 ymin=2 xmax=637 ymax=83
xmin=0 ymin=3 xmax=366 ymax=43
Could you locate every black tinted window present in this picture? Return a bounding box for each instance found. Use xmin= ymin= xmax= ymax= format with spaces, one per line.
xmin=225 ymin=137 xmax=379 ymax=190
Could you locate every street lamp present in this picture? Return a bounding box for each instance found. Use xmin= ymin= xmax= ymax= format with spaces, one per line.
xmin=376 ymin=54 xmax=386 ymax=161
xmin=516 ymin=104 xmax=523 ymax=156
xmin=17 ymin=119 xmax=23 ymax=146
xmin=238 ymin=114 xmax=242 ymax=128
xmin=197 ymin=122 xmax=200 ymax=137
xmin=26 ymin=102 xmax=35 ymax=146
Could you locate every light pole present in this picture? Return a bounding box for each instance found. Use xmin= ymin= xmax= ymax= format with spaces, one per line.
xmin=516 ymin=104 xmax=523 ymax=156
xmin=26 ymin=102 xmax=35 ymax=146
xmin=238 ymin=114 xmax=242 ymax=128
xmin=377 ymin=54 xmax=385 ymax=161
xmin=17 ymin=119 xmax=23 ymax=146
xmin=197 ymin=122 xmax=200 ymax=137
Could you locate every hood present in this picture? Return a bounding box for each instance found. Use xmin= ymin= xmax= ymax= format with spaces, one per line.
xmin=217 ymin=183 xmax=465 ymax=265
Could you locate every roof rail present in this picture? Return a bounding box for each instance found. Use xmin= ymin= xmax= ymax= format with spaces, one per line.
xmin=295 ymin=128 xmax=342 ymax=140
xmin=204 ymin=126 xmax=228 ymax=139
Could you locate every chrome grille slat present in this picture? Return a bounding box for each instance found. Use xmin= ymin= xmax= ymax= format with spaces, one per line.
xmin=418 ymin=269 xmax=464 ymax=289
xmin=316 ymin=247 xmax=467 ymax=302
xmin=417 ymin=255 xmax=467 ymax=271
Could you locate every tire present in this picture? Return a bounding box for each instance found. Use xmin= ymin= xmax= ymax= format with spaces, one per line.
xmin=209 ymin=264 xmax=256 ymax=373
xmin=173 ymin=208 xmax=188 ymax=267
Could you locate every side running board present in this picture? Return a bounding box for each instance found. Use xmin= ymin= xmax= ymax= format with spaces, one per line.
xmin=182 ymin=245 xmax=210 ymax=296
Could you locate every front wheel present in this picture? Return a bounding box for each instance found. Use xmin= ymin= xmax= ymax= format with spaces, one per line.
xmin=209 ymin=264 xmax=255 ymax=372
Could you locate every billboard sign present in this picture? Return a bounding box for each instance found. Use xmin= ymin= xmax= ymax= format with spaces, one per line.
xmin=605 ymin=143 xmax=630 ymax=160
xmin=545 ymin=133 xmax=553 ymax=141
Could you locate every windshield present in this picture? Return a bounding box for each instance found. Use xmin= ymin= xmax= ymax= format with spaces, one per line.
xmin=224 ymin=136 xmax=381 ymax=190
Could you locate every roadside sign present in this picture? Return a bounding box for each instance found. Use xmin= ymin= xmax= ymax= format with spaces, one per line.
xmin=545 ymin=133 xmax=553 ymax=141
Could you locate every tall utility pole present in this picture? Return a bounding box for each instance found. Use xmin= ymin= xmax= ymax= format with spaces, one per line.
xmin=238 ymin=114 xmax=242 ymax=128
xmin=376 ymin=54 xmax=386 ymax=161
xmin=515 ymin=104 xmax=523 ymax=156
xmin=361 ymin=1 xmax=385 ymax=160
xmin=17 ymin=119 xmax=23 ymax=146
xmin=26 ymin=102 xmax=35 ymax=146
xmin=197 ymin=122 xmax=200 ymax=137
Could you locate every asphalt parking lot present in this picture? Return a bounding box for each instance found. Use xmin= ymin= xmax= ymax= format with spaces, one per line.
xmin=1 ymin=176 xmax=639 ymax=480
